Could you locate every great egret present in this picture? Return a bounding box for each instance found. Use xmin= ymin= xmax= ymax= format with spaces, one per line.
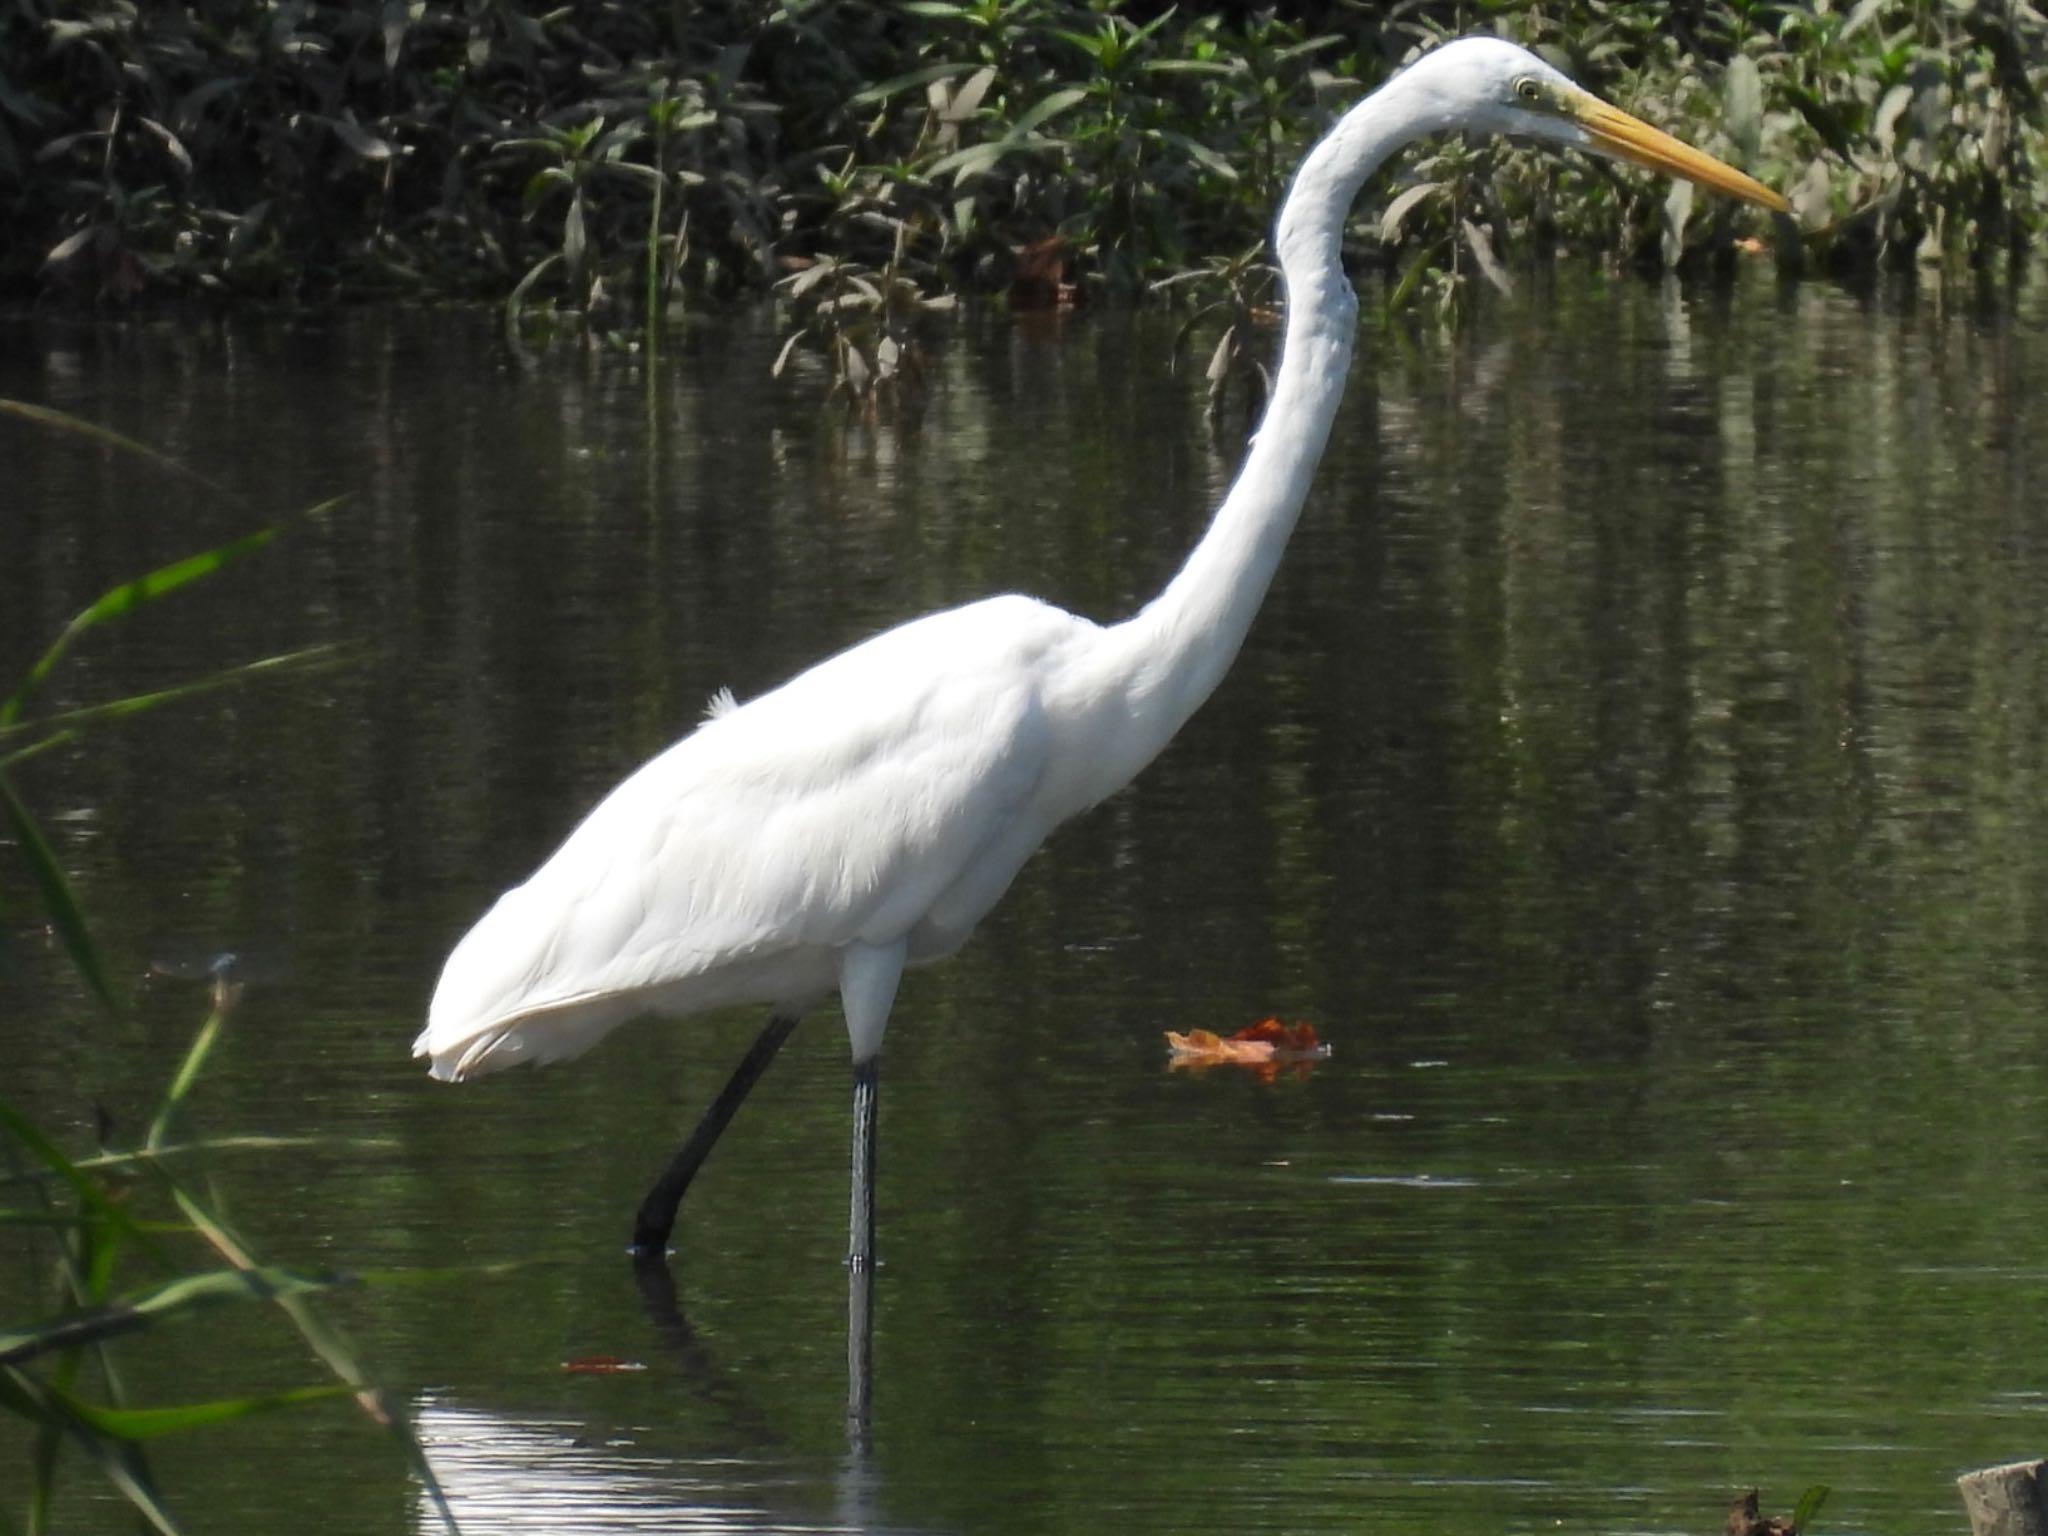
xmin=417 ymin=37 xmax=1785 ymax=1266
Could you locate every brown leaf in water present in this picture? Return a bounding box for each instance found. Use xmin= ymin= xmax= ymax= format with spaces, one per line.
xmin=1165 ymin=1018 xmax=1330 ymax=1077
xmin=1165 ymin=1028 xmax=1276 ymax=1064
xmin=561 ymin=1356 xmax=647 ymax=1374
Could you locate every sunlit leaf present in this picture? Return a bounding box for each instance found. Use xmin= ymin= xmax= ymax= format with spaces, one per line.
xmin=772 ymin=326 xmax=810 ymax=378
xmin=942 ymin=66 xmax=996 ymax=123
xmin=41 ymin=224 xmax=98 ymax=268
xmin=505 ymin=251 xmax=562 ymax=337
xmin=1662 ymin=179 xmax=1694 ymax=270
xmin=1010 ymin=85 xmax=1089 ymax=138
xmin=927 ymin=140 xmax=1007 ymax=185
xmin=1459 ymin=217 xmax=1512 ymax=296
xmin=322 ymin=113 xmax=397 ymax=160
xmin=1379 ymin=181 xmax=1443 ymax=242
xmin=1875 ymin=82 xmax=1914 ymax=155
xmin=136 ymin=116 xmax=192 ymax=177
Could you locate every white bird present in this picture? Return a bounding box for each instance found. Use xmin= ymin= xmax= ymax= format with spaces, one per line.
xmin=417 ymin=37 xmax=1786 ymax=1265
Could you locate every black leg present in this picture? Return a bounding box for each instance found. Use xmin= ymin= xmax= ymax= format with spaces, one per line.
xmin=846 ymin=1253 xmax=873 ymax=1446
xmin=847 ymin=1057 xmax=879 ymax=1271
xmin=632 ymin=1012 xmax=801 ymax=1259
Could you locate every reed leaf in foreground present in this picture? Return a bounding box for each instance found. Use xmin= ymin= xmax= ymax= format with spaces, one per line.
xmin=0 ymin=523 xmax=280 ymax=729
xmin=0 ymin=770 xmax=117 ymax=1012
xmin=2 ymin=397 xmax=454 ymax=1527
xmin=0 ymin=400 xmax=345 ymax=1014
xmin=1 ymin=1002 xmax=463 ymax=1534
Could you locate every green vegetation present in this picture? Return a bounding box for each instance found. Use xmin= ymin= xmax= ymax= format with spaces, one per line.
xmin=5 ymin=1 xmax=2043 ymax=358
xmin=0 ymin=406 xmax=452 ymax=1535
xmin=1 ymin=996 xmax=460 ymax=1536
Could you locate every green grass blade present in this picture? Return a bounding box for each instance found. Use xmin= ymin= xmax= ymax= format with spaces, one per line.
xmin=0 ymin=400 xmax=234 ymax=500
xmin=0 ymin=1265 xmax=350 ymax=1366
xmin=51 ymin=1381 xmax=351 ymax=1440
xmin=0 ymin=643 xmax=347 ymax=760
xmin=0 ymin=770 xmax=117 ymax=1011
xmin=68 ymin=1133 xmax=382 ymax=1170
xmin=1 ymin=525 xmax=281 ymax=728
xmin=2 ymin=1366 xmax=183 ymax=1536
xmin=155 ymin=1171 xmax=464 ymax=1534
xmin=1792 ymin=1484 xmax=1830 ymax=1530
xmin=0 ymin=1103 xmax=156 ymax=1257
xmin=146 ymin=1007 xmax=228 ymax=1152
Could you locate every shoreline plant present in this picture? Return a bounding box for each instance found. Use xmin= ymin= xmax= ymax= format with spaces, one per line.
xmin=5 ymin=2 xmax=2043 ymax=347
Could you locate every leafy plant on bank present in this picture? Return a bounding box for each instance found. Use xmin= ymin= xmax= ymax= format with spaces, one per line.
xmin=0 ymin=403 xmax=455 ymax=1534
xmin=7 ymin=1 xmax=2048 ymax=363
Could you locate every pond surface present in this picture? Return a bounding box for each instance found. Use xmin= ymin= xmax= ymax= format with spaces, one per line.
xmin=4 ymin=273 xmax=2048 ymax=1536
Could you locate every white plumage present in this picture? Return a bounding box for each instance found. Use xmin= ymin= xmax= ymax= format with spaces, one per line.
xmin=416 ymin=38 xmax=1784 ymax=1262
xmin=419 ymin=596 xmax=1100 ymax=1079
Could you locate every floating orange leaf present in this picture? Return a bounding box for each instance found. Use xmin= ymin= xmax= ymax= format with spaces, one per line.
xmin=1165 ymin=1028 xmax=1277 ymax=1064
xmin=1165 ymin=1017 xmax=1330 ymax=1078
xmin=1232 ymin=1017 xmax=1320 ymax=1051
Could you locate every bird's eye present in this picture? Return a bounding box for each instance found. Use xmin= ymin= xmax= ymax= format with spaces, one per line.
xmin=1513 ymin=76 xmax=1545 ymax=106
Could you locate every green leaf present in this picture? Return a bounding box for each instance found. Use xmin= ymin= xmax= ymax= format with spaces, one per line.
xmin=2 ymin=1366 xmax=184 ymax=1536
xmin=1008 ymin=86 xmax=1089 ymax=138
xmin=147 ymin=1007 xmax=228 ymax=1152
xmin=54 ymin=1382 xmax=352 ymax=1440
xmin=1459 ymin=217 xmax=1512 ymax=297
xmin=850 ymin=62 xmax=979 ymax=107
xmin=1 ymin=525 xmax=281 ymax=728
xmin=1379 ymin=181 xmax=1444 ymax=242
xmin=505 ymin=251 xmax=563 ymax=337
xmin=0 ymin=401 xmax=233 ymax=504
xmin=1 ymin=642 xmax=347 ymax=764
xmin=154 ymin=1173 xmax=462 ymax=1532
xmin=0 ymin=1266 xmax=351 ymax=1367
xmin=926 ymin=140 xmax=1009 ymax=184
xmin=1792 ymin=1484 xmax=1830 ymax=1530
xmin=322 ymin=113 xmax=396 ymax=161
xmin=1157 ymin=129 xmax=1238 ymax=180
xmin=0 ymin=770 xmax=116 ymax=1010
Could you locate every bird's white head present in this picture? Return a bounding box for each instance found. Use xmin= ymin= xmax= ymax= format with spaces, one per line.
xmin=1399 ymin=37 xmax=1787 ymax=210
xmin=1275 ymin=35 xmax=1784 ymax=286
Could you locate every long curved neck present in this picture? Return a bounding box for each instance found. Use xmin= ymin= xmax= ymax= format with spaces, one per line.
xmin=1094 ymin=65 xmax=1458 ymax=777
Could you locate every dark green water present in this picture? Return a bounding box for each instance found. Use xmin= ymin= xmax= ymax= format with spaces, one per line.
xmin=4 ymin=275 xmax=2047 ymax=1534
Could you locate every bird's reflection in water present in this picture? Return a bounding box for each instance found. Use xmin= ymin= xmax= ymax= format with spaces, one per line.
xmin=413 ymin=1266 xmax=891 ymax=1535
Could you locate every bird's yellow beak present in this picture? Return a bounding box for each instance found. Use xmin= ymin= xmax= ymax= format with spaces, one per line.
xmin=1569 ymin=93 xmax=1789 ymax=213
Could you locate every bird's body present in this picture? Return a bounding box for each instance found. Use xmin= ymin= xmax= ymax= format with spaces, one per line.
xmin=418 ymin=37 xmax=1786 ymax=1264
xmin=422 ymin=593 xmax=1110 ymax=1079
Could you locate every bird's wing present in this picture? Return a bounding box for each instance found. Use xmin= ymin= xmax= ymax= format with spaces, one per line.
xmin=422 ymin=596 xmax=1079 ymax=1063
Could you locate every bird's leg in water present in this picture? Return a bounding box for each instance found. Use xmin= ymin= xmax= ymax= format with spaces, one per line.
xmin=848 ymin=1057 xmax=879 ymax=1271
xmin=846 ymin=1251 xmax=874 ymax=1444
xmin=632 ymin=1012 xmax=801 ymax=1258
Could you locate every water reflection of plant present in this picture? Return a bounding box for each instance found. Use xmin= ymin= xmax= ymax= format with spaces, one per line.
xmin=0 ymin=405 xmax=456 ymax=1536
